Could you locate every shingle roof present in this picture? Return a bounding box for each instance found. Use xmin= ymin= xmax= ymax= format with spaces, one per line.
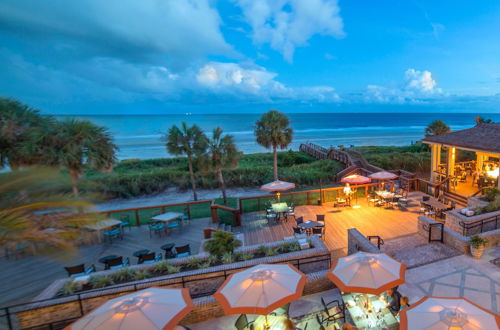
xmin=421 ymin=123 xmax=500 ymax=154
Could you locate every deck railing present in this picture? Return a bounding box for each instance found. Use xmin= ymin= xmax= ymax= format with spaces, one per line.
xmin=459 ymin=214 xmax=500 ymax=236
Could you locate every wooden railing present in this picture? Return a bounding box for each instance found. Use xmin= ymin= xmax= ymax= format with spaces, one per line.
xmin=210 ymin=202 xmax=241 ymax=226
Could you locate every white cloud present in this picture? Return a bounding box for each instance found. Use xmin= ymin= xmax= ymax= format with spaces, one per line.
xmin=236 ymin=0 xmax=344 ymax=62
xmin=365 ymin=69 xmax=442 ymax=103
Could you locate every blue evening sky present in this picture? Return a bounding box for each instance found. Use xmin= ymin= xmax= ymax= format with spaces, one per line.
xmin=0 ymin=0 xmax=499 ymax=114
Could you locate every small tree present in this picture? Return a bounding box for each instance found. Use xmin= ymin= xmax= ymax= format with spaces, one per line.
xmin=204 ymin=231 xmax=241 ymax=257
xmin=47 ymin=120 xmax=117 ymax=196
xmin=425 ymin=120 xmax=450 ymax=137
xmin=165 ymin=122 xmax=207 ymax=201
xmin=201 ymin=127 xmax=242 ymax=204
xmin=254 ymin=110 xmax=293 ymax=180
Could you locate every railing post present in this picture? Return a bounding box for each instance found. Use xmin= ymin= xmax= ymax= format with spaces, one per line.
xmin=134 ymin=209 xmax=140 ymax=226
xmin=5 ymin=307 xmax=12 ymax=330
xmin=186 ymin=204 xmax=191 ymax=219
xmin=161 ymin=206 xmax=165 ymax=213
xmin=258 ymin=198 xmax=261 ymax=212
xmin=307 ymin=192 xmax=310 ymax=205
xmin=78 ymin=294 xmax=84 ymax=316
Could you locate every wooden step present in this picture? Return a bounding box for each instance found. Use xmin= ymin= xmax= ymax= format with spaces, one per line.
xmin=443 ymin=191 xmax=467 ymax=207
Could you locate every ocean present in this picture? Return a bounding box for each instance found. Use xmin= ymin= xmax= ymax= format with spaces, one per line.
xmin=58 ymin=113 xmax=500 ymax=160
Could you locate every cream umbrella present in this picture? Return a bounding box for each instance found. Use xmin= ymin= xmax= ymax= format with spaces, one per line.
xmin=260 ymin=180 xmax=295 ymax=201
xmin=340 ymin=174 xmax=371 ymax=184
xmin=368 ymin=171 xmax=398 ymax=181
xmin=400 ymin=296 xmax=500 ymax=330
xmin=327 ymin=251 xmax=406 ymax=295
xmin=214 ymin=263 xmax=307 ymax=315
xmin=67 ymin=288 xmax=194 ymax=330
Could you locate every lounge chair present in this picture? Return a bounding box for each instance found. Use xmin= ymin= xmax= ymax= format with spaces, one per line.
xmin=138 ymin=252 xmax=162 ymax=264
xmin=64 ymin=264 xmax=96 ymax=277
xmin=234 ymin=314 xmax=254 ymax=330
xmin=175 ymin=244 xmax=191 ymax=258
xmin=104 ymin=256 xmax=130 ymax=270
xmin=149 ymin=221 xmax=166 ymax=238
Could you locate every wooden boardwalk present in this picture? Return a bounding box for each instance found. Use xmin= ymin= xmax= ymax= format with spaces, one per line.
xmin=0 ymin=192 xmax=423 ymax=307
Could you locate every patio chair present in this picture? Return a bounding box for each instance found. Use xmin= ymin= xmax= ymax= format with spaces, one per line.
xmin=103 ymin=226 xmax=123 ymax=243
xmin=419 ymin=202 xmax=427 ymax=214
xmin=296 ymin=216 xmax=304 ymax=225
xmin=119 ymin=214 xmax=132 ymax=231
xmin=266 ymin=212 xmax=277 ymax=222
xmin=312 ymin=227 xmax=324 ymax=239
xmin=321 ymin=297 xmax=345 ymax=323
xmin=181 ymin=208 xmax=190 ymax=224
xmin=270 ymin=302 xmax=291 ymax=318
xmin=293 ymin=227 xmax=304 ymax=235
xmin=368 ymin=193 xmax=379 ymax=206
xmin=175 ymin=244 xmax=191 ymax=258
xmin=149 ymin=221 xmax=166 ymax=238
xmin=286 ymin=207 xmax=296 ymax=221
xmin=64 ymin=264 xmax=96 ymax=277
xmin=138 ymin=252 xmax=162 ymax=264
xmin=166 ymin=220 xmax=182 ymax=233
xmin=316 ymin=214 xmax=325 ymax=223
xmin=315 ymin=314 xmax=327 ymax=330
xmin=104 ymin=256 xmax=130 ymax=270
xmin=234 ymin=314 xmax=254 ymax=330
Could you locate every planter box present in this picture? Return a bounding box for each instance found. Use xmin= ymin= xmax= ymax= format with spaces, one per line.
xmin=445 ymin=209 xmax=500 ymax=235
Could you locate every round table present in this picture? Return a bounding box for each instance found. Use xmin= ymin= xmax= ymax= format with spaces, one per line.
xmin=161 ymin=243 xmax=176 ymax=258
xmin=298 ymin=220 xmax=324 ymax=230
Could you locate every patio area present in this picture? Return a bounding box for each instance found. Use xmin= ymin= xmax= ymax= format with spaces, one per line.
xmin=0 ymin=192 xmax=424 ymax=307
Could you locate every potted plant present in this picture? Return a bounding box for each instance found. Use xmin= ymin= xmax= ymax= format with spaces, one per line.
xmin=204 ymin=230 xmax=242 ymax=257
xmin=469 ymin=235 xmax=488 ymax=259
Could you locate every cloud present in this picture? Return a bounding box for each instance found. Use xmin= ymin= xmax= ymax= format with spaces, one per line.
xmin=365 ymin=69 xmax=442 ymax=103
xmin=0 ymin=0 xmax=234 ymax=67
xmin=236 ymin=0 xmax=344 ymax=62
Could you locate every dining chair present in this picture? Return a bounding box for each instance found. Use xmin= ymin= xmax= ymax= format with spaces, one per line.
xmin=312 ymin=227 xmax=324 ymax=239
xmin=138 ymin=252 xmax=162 ymax=264
xmin=64 ymin=264 xmax=96 ymax=277
xmin=175 ymin=244 xmax=191 ymax=258
xmin=103 ymin=225 xmax=123 ymax=243
xmin=149 ymin=221 xmax=165 ymax=238
xmin=119 ymin=214 xmax=132 ymax=231
xmin=234 ymin=314 xmax=254 ymax=330
xmin=104 ymin=256 xmax=130 ymax=270
xmin=316 ymin=214 xmax=325 ymax=223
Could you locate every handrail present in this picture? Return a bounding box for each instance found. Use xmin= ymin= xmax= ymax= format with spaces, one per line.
xmin=471 ymin=187 xmax=487 ymax=197
xmin=458 ymin=214 xmax=500 ymax=236
xmin=367 ymin=235 xmax=384 ymax=250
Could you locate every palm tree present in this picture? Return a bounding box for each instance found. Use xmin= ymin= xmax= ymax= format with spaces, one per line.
xmin=425 ymin=120 xmax=450 ymax=137
xmin=166 ymin=122 xmax=207 ymax=201
xmin=0 ymin=167 xmax=100 ymax=256
xmin=254 ymin=110 xmax=293 ymax=180
xmin=0 ymin=98 xmax=53 ymax=169
xmin=475 ymin=116 xmax=493 ymax=124
xmin=201 ymin=127 xmax=242 ymax=204
xmin=46 ymin=120 xmax=117 ymax=196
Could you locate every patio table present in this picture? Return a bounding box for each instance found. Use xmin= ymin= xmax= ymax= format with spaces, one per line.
xmin=423 ymin=198 xmax=448 ymax=211
xmin=85 ymin=219 xmax=122 ymax=243
xmin=152 ymin=212 xmax=184 ymax=224
xmin=342 ymin=292 xmax=399 ymax=330
xmin=298 ymin=220 xmax=324 ymax=230
xmin=376 ymin=191 xmax=395 ymax=199
xmin=271 ymin=202 xmax=289 ymax=220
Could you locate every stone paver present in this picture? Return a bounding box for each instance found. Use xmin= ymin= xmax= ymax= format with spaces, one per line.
xmin=400 ymin=246 xmax=500 ymax=313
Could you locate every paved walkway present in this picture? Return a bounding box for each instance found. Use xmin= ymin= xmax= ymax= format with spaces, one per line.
xmin=400 ymin=246 xmax=500 ymax=313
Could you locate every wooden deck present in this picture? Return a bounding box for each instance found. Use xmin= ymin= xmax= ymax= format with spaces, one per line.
xmin=0 ymin=192 xmax=424 ymax=307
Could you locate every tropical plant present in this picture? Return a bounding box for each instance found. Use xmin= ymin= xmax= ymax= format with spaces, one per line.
xmin=0 ymin=167 xmax=100 ymax=256
xmin=45 ymin=119 xmax=117 ymax=196
xmin=111 ymin=267 xmax=135 ymax=282
xmin=482 ymin=188 xmax=500 ymax=202
xmin=200 ymin=127 xmax=242 ymax=204
xmin=89 ymin=275 xmax=114 ymax=288
xmin=204 ymin=230 xmax=241 ymax=257
xmin=165 ymin=122 xmax=207 ymax=201
xmin=207 ymin=254 xmax=219 ymax=266
xmin=186 ymin=256 xmax=202 ymax=269
xmin=152 ymin=260 xmax=170 ymax=273
xmin=425 ymin=120 xmax=450 ymax=137
xmin=469 ymin=235 xmax=487 ymax=248
xmin=0 ymin=98 xmax=54 ymax=169
xmin=265 ymin=247 xmax=279 ymax=256
xmin=257 ymin=245 xmax=268 ymax=255
xmin=475 ymin=116 xmax=493 ymax=124
xmin=254 ymin=110 xmax=293 ymax=180
xmin=235 ymin=251 xmax=253 ymax=261
xmin=221 ymin=252 xmax=235 ymax=264
xmin=166 ymin=263 xmax=181 ymax=274
xmin=278 ymin=241 xmax=300 ymax=253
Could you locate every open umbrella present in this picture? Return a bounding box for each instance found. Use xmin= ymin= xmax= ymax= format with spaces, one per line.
xmin=400 ymin=296 xmax=500 ymax=330
xmin=67 ymin=288 xmax=194 ymax=330
xmin=261 ymin=180 xmax=295 ymax=201
xmin=340 ymin=174 xmax=371 ymax=185
xmin=327 ymin=251 xmax=406 ymax=295
xmin=368 ymin=171 xmax=398 ymax=181
xmin=214 ymin=263 xmax=307 ymax=315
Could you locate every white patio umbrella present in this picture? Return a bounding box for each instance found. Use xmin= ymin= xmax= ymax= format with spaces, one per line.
xmin=400 ymin=296 xmax=500 ymax=330
xmin=327 ymin=251 xmax=406 ymax=295
xmin=260 ymin=180 xmax=295 ymax=201
xmin=67 ymin=287 xmax=194 ymax=330
xmin=368 ymin=171 xmax=398 ymax=181
xmin=214 ymin=263 xmax=307 ymax=315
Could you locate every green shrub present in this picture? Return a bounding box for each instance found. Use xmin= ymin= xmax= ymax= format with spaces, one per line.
xmin=89 ymin=275 xmax=114 ymax=289
xmin=59 ymin=280 xmax=80 ymax=296
xmin=265 ymin=247 xmax=279 ymax=257
xmin=207 ymin=254 xmax=219 ymax=266
xmin=111 ymin=267 xmax=135 ymax=282
xmin=204 ymin=231 xmax=242 ymax=257
xmin=221 ymin=252 xmax=235 ymax=264
xmin=199 ymin=262 xmax=211 ymax=269
xmin=258 ymin=245 xmax=268 ymax=255
xmin=470 ymin=235 xmax=488 ymax=248
xmin=234 ymin=251 xmax=253 ymax=261
xmin=483 ymin=188 xmax=500 ymax=202
xmin=166 ymin=264 xmax=181 ymax=274
xmin=152 ymin=261 xmax=170 ymax=273
xmin=133 ymin=269 xmax=151 ymax=280
xmin=186 ymin=257 xmax=202 ymax=269
xmin=278 ymin=241 xmax=300 ymax=253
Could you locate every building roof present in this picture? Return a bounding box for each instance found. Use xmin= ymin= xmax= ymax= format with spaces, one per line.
xmin=421 ymin=123 xmax=500 ymax=154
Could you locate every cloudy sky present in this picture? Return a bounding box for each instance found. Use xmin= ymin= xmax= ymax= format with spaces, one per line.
xmin=0 ymin=0 xmax=499 ymax=114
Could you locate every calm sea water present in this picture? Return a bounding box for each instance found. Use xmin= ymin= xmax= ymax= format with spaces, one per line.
xmin=57 ymin=113 xmax=500 ymax=160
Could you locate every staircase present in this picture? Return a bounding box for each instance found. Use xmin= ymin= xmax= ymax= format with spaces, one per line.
xmin=443 ymin=191 xmax=468 ymax=207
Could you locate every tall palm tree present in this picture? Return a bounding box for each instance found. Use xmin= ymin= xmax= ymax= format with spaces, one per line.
xmin=46 ymin=120 xmax=117 ymax=196
xmin=425 ymin=120 xmax=450 ymax=137
xmin=0 ymin=167 xmax=100 ymax=256
xmin=166 ymin=122 xmax=207 ymax=201
xmin=201 ymin=127 xmax=242 ymax=204
xmin=254 ymin=110 xmax=293 ymax=180
xmin=0 ymin=98 xmax=53 ymax=169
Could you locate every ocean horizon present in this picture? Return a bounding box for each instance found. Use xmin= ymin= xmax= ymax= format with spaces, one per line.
xmin=56 ymin=112 xmax=500 ymax=160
